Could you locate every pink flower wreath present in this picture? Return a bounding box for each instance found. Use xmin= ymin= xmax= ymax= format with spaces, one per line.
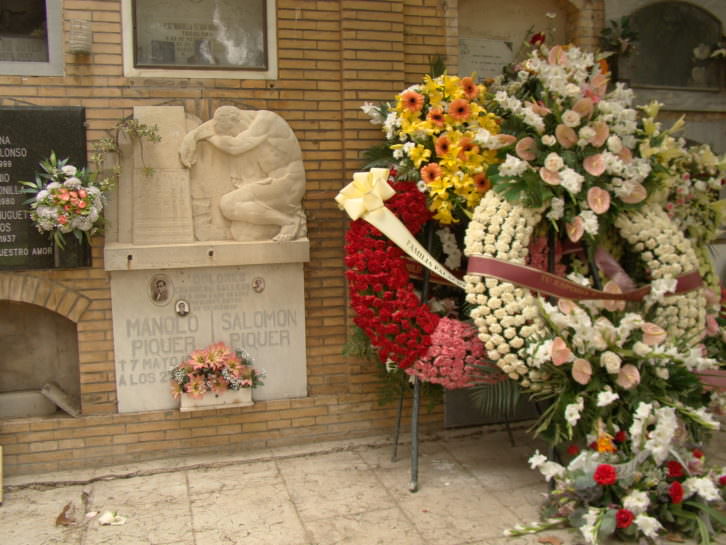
xmin=343 ymin=172 xmax=505 ymax=389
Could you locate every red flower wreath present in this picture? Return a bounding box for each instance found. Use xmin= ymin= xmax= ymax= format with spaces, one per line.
xmin=344 ymin=176 xmax=439 ymax=369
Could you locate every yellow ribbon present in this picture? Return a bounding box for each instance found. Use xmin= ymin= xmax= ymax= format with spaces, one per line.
xmin=336 ymin=169 xmax=466 ymax=290
xmin=335 ymin=168 xmax=395 ymax=221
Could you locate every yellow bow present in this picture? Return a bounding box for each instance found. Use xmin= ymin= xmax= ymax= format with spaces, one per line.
xmin=335 ymin=168 xmax=395 ymax=221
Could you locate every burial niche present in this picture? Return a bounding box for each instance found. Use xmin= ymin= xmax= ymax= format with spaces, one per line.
xmin=0 ymin=300 xmax=81 ymax=417
xmin=627 ymin=2 xmax=722 ymax=89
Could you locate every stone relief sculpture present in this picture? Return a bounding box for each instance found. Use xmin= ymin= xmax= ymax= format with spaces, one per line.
xmin=179 ymin=106 xmax=307 ymax=242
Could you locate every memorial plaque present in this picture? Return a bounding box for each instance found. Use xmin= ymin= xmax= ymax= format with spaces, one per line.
xmin=0 ymin=107 xmax=86 ymax=269
xmin=110 ymin=263 xmax=308 ymax=412
xmin=459 ymin=37 xmax=514 ymax=81
xmin=133 ymin=0 xmax=268 ymax=70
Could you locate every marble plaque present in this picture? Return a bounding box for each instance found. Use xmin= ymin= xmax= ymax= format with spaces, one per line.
xmin=110 ymin=263 xmax=307 ymax=412
xmin=459 ymin=37 xmax=514 ymax=80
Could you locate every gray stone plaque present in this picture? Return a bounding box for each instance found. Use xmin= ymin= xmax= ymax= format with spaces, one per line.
xmin=110 ymin=263 xmax=307 ymax=412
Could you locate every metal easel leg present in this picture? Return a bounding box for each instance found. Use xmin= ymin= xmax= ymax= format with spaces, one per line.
xmin=409 ymin=376 xmax=421 ymax=492
xmin=391 ymin=384 xmax=405 ymax=462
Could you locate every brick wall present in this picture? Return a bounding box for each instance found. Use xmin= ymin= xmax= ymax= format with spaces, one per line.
xmin=1 ymin=0 xmax=623 ymax=476
xmin=0 ymin=0 xmax=454 ymax=476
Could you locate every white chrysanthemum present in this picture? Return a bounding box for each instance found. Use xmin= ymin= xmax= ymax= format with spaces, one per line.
xmin=634 ymin=514 xmax=663 ymax=538
xmin=596 ymin=388 xmax=619 ymax=407
xmin=623 ymin=490 xmax=650 ymax=514
xmin=499 ymin=154 xmax=529 ymax=177
xmin=683 ymin=476 xmax=721 ymax=502
xmin=565 ymin=396 xmax=584 ymax=426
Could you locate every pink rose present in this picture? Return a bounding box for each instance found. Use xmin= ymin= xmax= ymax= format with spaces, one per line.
xmin=566 ymin=216 xmax=584 ymax=243
xmin=617 ymin=147 xmax=633 ymax=164
xmin=641 ymin=322 xmax=667 ymax=345
xmin=572 ymin=358 xmax=592 ymax=385
xmin=548 ymin=45 xmax=568 ymax=65
xmin=583 ymin=154 xmax=606 ymax=176
xmin=526 ymin=100 xmax=550 ymax=116
xmin=572 ymin=97 xmax=594 ymax=119
xmin=555 ymin=124 xmax=577 ymax=149
xmin=601 ymin=281 xmax=626 ymax=312
xmin=515 ymin=136 xmax=537 ymax=161
xmin=587 ymin=186 xmax=611 ymax=214
xmin=539 ymin=167 xmax=561 ymax=185
xmin=589 ymin=73 xmax=608 ymax=100
xmin=493 ymin=134 xmax=517 ymax=148
xmin=551 ymin=337 xmax=573 ymax=366
xmin=557 ymin=299 xmax=578 ymax=314
xmin=616 ymin=364 xmax=640 ymax=389
xmin=589 ymin=121 xmax=610 ymax=147
xmin=621 ymin=182 xmax=647 ymax=204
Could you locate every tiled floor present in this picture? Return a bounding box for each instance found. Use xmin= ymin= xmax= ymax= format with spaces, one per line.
xmin=2 ymin=425 xmax=725 ymax=545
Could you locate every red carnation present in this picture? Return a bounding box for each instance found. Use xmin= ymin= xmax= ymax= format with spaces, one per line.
xmin=593 ymin=463 xmax=617 ymax=486
xmin=567 ymin=444 xmax=581 ymax=456
xmin=692 ymin=448 xmax=704 ymax=459
xmin=669 ymin=480 xmax=684 ymax=504
xmin=613 ymin=430 xmax=627 ymax=443
xmin=615 ymin=508 xmax=634 ymax=529
xmin=529 ymin=32 xmax=546 ymax=46
xmin=719 ymin=475 xmax=726 ymax=486
xmin=667 ymin=460 xmax=684 ymax=479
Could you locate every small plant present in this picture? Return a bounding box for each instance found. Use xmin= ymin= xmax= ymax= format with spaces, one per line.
xmin=599 ymin=16 xmax=638 ymax=57
xmin=92 ymin=118 xmax=161 ymax=179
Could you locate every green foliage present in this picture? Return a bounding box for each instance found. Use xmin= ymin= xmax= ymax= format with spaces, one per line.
xmin=468 ymin=374 xmax=521 ymax=419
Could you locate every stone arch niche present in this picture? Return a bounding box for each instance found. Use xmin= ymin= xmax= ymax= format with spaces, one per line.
xmin=0 ymin=274 xmax=89 ymax=418
xmin=605 ymin=0 xmax=725 ymax=153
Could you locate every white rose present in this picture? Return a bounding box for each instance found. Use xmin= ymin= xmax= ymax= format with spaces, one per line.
xmin=600 ymin=351 xmax=622 ymax=374
xmin=541 ymin=134 xmax=556 ymax=146
xmin=544 ymin=152 xmax=564 ymax=171
xmin=562 ymin=109 xmax=581 ymax=127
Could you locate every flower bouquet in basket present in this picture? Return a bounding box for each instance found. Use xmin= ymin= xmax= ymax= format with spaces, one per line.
xmin=169 ymin=342 xmax=264 ymax=401
xmin=20 ymin=151 xmax=112 ymax=248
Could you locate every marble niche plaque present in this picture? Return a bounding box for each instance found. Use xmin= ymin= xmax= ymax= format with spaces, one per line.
xmin=110 ymin=263 xmax=307 ymax=413
xmin=459 ymin=37 xmax=514 ymax=81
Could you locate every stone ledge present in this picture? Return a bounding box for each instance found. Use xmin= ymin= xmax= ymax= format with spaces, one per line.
xmin=103 ymin=238 xmax=310 ymax=271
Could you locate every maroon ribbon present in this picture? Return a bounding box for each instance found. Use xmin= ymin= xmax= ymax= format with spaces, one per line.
xmin=466 ymin=255 xmax=702 ymax=301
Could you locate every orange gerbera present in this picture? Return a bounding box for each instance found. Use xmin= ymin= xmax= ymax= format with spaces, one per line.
xmin=473 ymin=173 xmax=491 ymax=193
xmin=449 ymin=98 xmax=471 ymax=121
xmin=401 ymin=90 xmax=425 ymax=112
xmin=420 ymin=162 xmax=443 ymax=183
xmin=435 ymin=135 xmax=451 ymax=156
xmin=596 ymin=433 xmax=617 ymax=454
xmin=458 ymin=136 xmax=478 ymax=158
xmin=427 ymin=107 xmax=445 ymax=127
xmin=461 ymin=76 xmax=478 ymax=100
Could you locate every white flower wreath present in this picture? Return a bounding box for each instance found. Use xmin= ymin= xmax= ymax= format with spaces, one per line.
xmin=463 ymin=191 xmax=707 ymax=385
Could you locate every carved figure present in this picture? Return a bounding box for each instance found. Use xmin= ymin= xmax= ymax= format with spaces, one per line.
xmin=179 ymin=106 xmax=307 ymax=242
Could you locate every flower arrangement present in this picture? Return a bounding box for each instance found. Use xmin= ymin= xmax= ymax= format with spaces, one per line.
xmin=405 ymin=317 xmax=505 ymax=389
xmin=509 ymin=402 xmax=725 ymax=545
xmin=343 ymin=40 xmax=725 ymax=545
xmin=169 ymin=342 xmax=264 ymax=399
xmin=344 ymin=173 xmax=440 ymax=369
xmin=361 ymin=73 xmax=502 ymax=224
xmin=463 ymin=43 xmax=710 ymax=384
xmin=521 ymin=296 xmax=719 ymax=445
xmin=20 ymin=152 xmax=112 ymax=248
